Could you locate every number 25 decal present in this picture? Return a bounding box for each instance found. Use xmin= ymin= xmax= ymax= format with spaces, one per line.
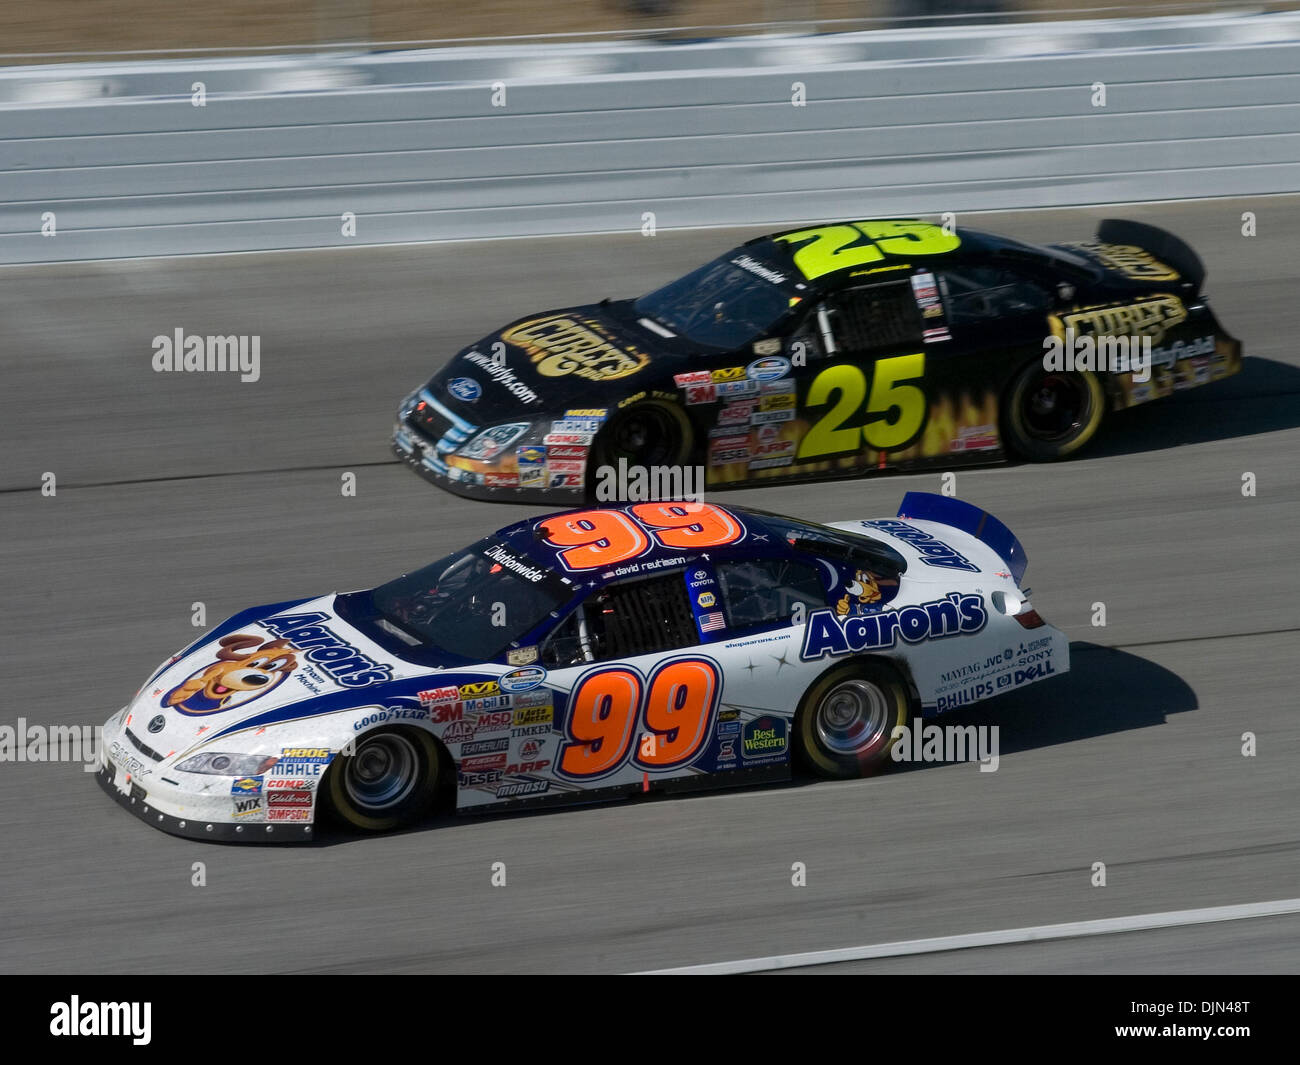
xmin=558 ymin=657 xmax=721 ymax=780
xmin=797 ymin=353 xmax=927 ymax=459
xmin=539 ymin=503 xmax=743 ymax=572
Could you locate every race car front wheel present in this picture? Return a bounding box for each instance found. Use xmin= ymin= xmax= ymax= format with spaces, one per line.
xmin=590 ymin=400 xmax=693 ymax=478
xmin=796 ymin=661 xmax=913 ymax=779
xmin=1002 ymin=362 xmax=1105 ymax=462
xmin=323 ymin=728 xmax=442 ymax=833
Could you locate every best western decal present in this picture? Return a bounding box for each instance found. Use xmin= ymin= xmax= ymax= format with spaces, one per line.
xmin=862 ymin=519 xmax=980 ymax=572
xmin=801 ymin=593 xmax=987 ymax=660
xmin=261 ymin=612 xmax=393 ymax=687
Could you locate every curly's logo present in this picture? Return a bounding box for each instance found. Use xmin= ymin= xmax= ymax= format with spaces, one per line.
xmin=163 ymin=634 xmax=299 ymax=716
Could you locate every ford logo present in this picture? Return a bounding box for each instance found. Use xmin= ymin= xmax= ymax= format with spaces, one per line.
xmin=448 ymin=377 xmax=482 ymax=402
xmin=746 ymin=356 xmax=790 ymax=382
xmin=500 ymin=667 xmax=546 ymax=693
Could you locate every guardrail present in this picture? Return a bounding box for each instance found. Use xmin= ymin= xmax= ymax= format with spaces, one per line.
xmin=2 ymin=11 xmax=1299 ymax=264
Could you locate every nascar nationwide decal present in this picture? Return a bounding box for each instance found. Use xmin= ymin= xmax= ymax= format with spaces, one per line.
xmin=862 ymin=519 xmax=981 ymax=572
xmin=800 ymin=593 xmax=988 ymax=660
xmin=261 ymin=612 xmax=393 ymax=687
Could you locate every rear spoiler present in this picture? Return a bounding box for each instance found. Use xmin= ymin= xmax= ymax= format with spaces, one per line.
xmin=1097 ymin=218 xmax=1205 ymax=292
xmin=896 ymin=492 xmax=1028 ymax=585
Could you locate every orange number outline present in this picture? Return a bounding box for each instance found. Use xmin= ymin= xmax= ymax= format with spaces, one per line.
xmin=556 ymin=656 xmax=723 ymax=780
xmin=557 ymin=665 xmax=643 ymax=779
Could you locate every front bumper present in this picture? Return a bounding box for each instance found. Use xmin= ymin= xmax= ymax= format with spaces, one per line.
xmin=94 ymin=761 xmax=315 ymax=843
xmin=97 ymin=717 xmax=316 ymax=843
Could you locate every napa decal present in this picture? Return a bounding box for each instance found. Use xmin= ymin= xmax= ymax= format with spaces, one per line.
xmin=801 ymin=593 xmax=988 ymax=660
xmin=261 ymin=612 xmax=394 ymax=688
xmin=862 ymin=519 xmax=980 ymax=573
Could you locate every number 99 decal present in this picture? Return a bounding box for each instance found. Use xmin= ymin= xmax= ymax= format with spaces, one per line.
xmin=797 ymin=353 xmax=927 ymax=459
xmin=557 ymin=656 xmax=722 ymax=781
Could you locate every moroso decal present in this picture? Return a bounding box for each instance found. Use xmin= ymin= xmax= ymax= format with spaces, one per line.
xmin=800 ymin=593 xmax=987 ymax=660
xmin=261 ymin=612 xmax=394 ymax=687
xmin=861 ymin=519 xmax=980 ymax=572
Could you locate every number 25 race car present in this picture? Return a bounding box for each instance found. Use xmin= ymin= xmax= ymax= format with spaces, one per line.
xmin=97 ymin=494 xmax=1068 ymax=841
xmin=393 ymin=217 xmax=1241 ymax=503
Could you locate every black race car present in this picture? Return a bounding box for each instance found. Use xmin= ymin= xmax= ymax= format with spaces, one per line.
xmin=392 ymin=218 xmax=1242 ymax=503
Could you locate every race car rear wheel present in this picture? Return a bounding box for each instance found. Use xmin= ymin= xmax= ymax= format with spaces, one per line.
xmin=796 ymin=661 xmax=913 ymax=779
xmin=1002 ymin=362 xmax=1105 ymax=462
xmin=590 ymin=400 xmax=693 ymax=477
xmin=322 ymin=728 xmax=441 ymax=833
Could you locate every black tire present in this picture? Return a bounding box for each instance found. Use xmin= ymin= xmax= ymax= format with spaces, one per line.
xmin=590 ymin=400 xmax=693 ymax=474
xmin=796 ymin=660 xmax=913 ymax=779
xmin=1001 ymin=361 xmax=1106 ymax=462
xmin=322 ymin=728 xmax=441 ymax=833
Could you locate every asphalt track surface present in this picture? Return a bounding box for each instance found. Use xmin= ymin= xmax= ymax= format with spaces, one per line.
xmin=2 ymin=198 xmax=1298 ymax=974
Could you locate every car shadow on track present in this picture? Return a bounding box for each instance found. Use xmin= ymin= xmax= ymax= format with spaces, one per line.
xmin=304 ymin=642 xmax=1194 ymax=845
xmin=888 ymin=640 xmax=1197 ymax=775
xmin=1078 ymin=356 xmax=1300 ymax=460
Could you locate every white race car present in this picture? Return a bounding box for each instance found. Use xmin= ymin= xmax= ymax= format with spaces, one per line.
xmin=96 ymin=493 xmax=1069 ymax=841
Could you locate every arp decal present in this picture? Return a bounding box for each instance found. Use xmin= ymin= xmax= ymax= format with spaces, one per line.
xmin=162 ymin=634 xmax=300 ymax=716
xmin=801 ymin=593 xmax=988 ymax=660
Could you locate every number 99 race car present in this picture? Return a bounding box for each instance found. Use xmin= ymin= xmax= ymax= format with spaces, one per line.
xmin=96 ymin=494 xmax=1068 ymax=841
xmin=393 ymin=217 xmax=1242 ymax=504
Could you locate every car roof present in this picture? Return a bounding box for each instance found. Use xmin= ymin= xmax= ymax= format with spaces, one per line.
xmin=490 ymin=502 xmax=902 ymax=589
xmin=743 ymin=218 xmax=1099 ymax=291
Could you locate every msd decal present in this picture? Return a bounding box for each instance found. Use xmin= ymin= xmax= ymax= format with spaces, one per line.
xmin=801 ymin=593 xmax=988 ymax=660
xmin=261 ymin=612 xmax=393 ymax=687
xmin=862 ymin=519 xmax=980 ymax=572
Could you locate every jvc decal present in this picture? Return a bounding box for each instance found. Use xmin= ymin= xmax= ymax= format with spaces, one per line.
xmin=801 ymin=593 xmax=987 ymax=660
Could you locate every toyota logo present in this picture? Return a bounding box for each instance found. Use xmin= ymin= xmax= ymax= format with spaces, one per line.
xmin=147 ymin=715 xmax=166 ymax=734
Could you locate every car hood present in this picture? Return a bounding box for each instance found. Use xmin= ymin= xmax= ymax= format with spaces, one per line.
xmin=125 ymin=594 xmax=461 ymax=759
xmin=426 ymin=300 xmax=700 ymax=420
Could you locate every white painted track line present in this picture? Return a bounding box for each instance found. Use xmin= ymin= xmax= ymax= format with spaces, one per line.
xmin=637 ymin=898 xmax=1300 ymax=974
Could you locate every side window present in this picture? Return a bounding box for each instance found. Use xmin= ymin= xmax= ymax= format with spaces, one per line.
xmin=540 ymin=571 xmax=698 ymax=666
xmin=716 ymin=558 xmax=827 ymax=631
xmin=940 ymin=267 xmax=1051 ymax=324
xmin=827 ymin=280 xmax=923 ymax=352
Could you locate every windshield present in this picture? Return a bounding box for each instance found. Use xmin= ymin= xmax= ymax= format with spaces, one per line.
xmin=635 ymin=252 xmax=796 ymax=348
xmin=370 ymin=539 xmax=570 ymax=660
